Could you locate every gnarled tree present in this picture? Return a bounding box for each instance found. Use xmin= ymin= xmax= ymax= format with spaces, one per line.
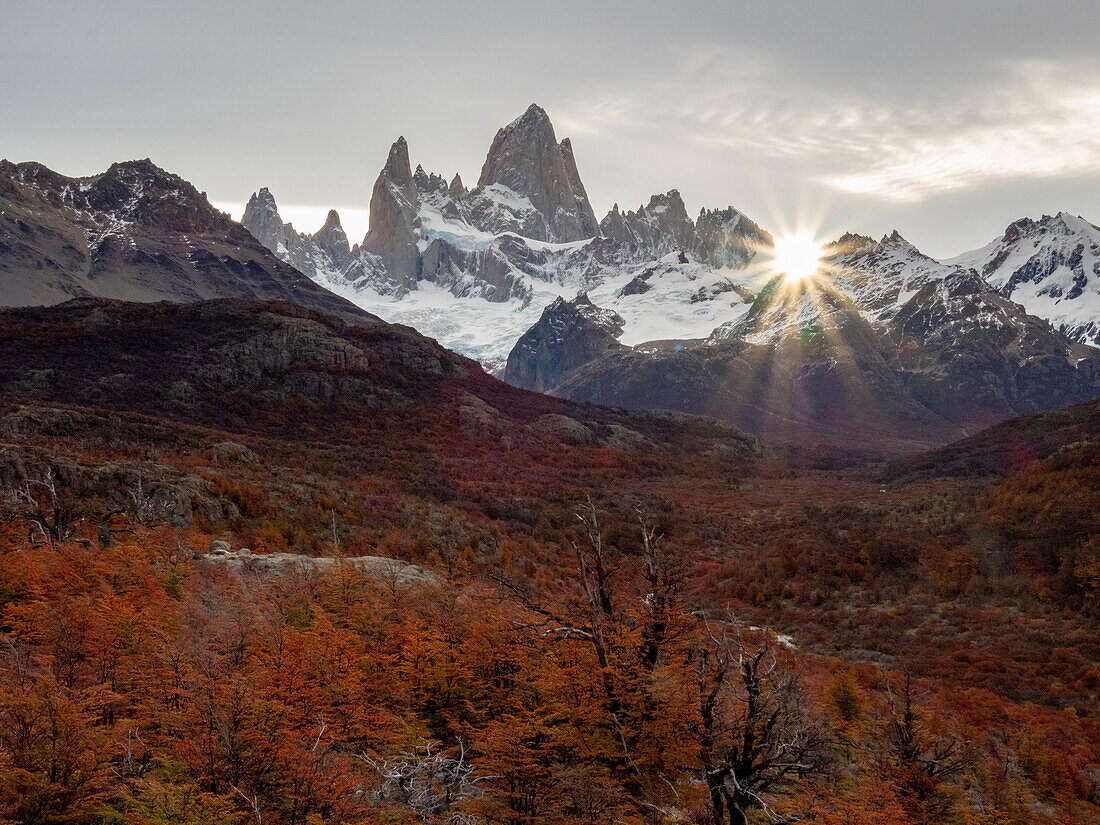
xmin=692 ymin=624 xmax=830 ymax=825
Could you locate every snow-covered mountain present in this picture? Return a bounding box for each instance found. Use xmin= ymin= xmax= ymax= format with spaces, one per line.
xmin=241 ymin=104 xmax=774 ymax=372
xmin=528 ymin=228 xmax=1100 ymax=451
xmin=948 ymin=212 xmax=1100 ymax=346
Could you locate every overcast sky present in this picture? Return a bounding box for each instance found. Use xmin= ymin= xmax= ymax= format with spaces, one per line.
xmin=5 ymin=0 xmax=1100 ymax=257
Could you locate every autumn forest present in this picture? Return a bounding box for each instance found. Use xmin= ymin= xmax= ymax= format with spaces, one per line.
xmin=0 ymin=300 xmax=1097 ymax=825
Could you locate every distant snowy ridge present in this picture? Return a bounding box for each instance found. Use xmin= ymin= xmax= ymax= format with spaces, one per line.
xmin=948 ymin=212 xmax=1100 ymax=346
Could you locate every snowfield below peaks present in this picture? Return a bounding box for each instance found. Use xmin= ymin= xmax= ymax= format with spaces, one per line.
xmin=328 ymin=251 xmax=766 ymax=374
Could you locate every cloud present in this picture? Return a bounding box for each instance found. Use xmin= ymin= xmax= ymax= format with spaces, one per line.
xmin=563 ymin=58 xmax=1100 ymax=203
xmin=822 ymin=63 xmax=1100 ymax=201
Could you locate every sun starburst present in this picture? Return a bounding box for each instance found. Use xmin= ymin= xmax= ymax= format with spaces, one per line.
xmin=772 ymin=233 xmax=824 ymax=283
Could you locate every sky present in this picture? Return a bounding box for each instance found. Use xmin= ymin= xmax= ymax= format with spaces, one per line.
xmin=4 ymin=0 xmax=1100 ymax=258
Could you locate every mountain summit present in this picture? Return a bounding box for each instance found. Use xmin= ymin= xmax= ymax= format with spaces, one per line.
xmin=242 ymin=105 xmax=774 ymax=369
xmin=472 ymin=103 xmax=599 ymax=243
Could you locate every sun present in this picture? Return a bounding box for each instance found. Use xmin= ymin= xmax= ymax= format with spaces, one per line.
xmin=772 ymin=233 xmax=824 ymax=283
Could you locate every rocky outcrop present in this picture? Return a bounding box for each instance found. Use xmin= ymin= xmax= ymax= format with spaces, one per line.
xmin=201 ymin=545 xmax=439 ymax=584
xmin=503 ymin=293 xmax=624 ymax=392
xmin=0 ymin=159 xmax=375 ymax=324
xmin=0 ymin=298 xmax=762 ymax=471
xmin=0 ymin=298 xmax=479 ymax=434
xmin=471 ymin=104 xmax=598 ymax=242
xmin=0 ymin=442 xmax=237 ymax=528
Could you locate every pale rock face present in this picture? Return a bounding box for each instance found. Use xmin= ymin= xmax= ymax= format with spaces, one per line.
xmin=419 ymin=238 xmax=533 ymax=304
xmin=314 ymin=209 xmax=351 ymax=268
xmin=241 ymin=188 xmax=287 ymax=252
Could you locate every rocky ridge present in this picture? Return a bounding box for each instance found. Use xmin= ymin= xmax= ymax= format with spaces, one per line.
xmin=0 ymin=158 xmax=376 ymax=324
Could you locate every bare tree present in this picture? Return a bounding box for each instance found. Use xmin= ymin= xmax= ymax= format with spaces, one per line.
xmin=359 ymin=739 xmax=491 ymax=823
xmin=878 ymin=670 xmax=972 ymax=820
xmin=231 ymin=783 xmax=263 ymax=825
xmin=110 ymin=727 xmax=151 ymax=788
xmin=6 ymin=469 xmax=85 ymax=546
xmin=128 ymin=471 xmax=157 ymax=526
xmin=488 ymin=501 xmax=688 ymax=789
xmin=96 ymin=508 xmax=132 ymax=549
xmin=572 ymin=497 xmax=619 ymax=685
xmin=635 ymin=508 xmax=686 ymax=669
xmin=692 ymin=623 xmax=829 ymax=825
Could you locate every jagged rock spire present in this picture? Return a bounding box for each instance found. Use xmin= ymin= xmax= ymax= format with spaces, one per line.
xmin=448 ymin=173 xmax=467 ymax=200
xmin=313 ymin=209 xmax=351 ymax=266
xmin=241 ymin=187 xmax=287 ymax=252
xmin=362 ymin=137 xmax=422 ymax=292
xmin=381 ymin=136 xmax=415 ymax=195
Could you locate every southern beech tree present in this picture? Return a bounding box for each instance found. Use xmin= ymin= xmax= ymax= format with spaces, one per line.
xmin=691 ymin=624 xmax=829 ymax=825
xmin=492 ymin=500 xmax=830 ymax=824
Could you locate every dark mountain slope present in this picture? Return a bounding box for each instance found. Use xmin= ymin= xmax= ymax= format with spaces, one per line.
xmin=883 ymin=396 xmax=1100 ymax=482
xmin=0 ymin=158 xmax=377 ymax=324
xmin=0 ymin=298 xmax=759 ymax=463
xmin=553 ymin=277 xmax=966 ymax=454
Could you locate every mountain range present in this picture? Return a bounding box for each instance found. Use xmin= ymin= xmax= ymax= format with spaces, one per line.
xmin=235 ymin=105 xmax=1100 ymax=451
xmin=2 ymin=103 xmax=1099 ymax=452
xmin=524 ymin=231 xmax=1100 ymax=451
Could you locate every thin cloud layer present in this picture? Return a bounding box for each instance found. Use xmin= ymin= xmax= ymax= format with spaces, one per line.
xmin=824 ymin=63 xmax=1100 ymax=201
xmin=564 ymin=59 xmax=1100 ymax=204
